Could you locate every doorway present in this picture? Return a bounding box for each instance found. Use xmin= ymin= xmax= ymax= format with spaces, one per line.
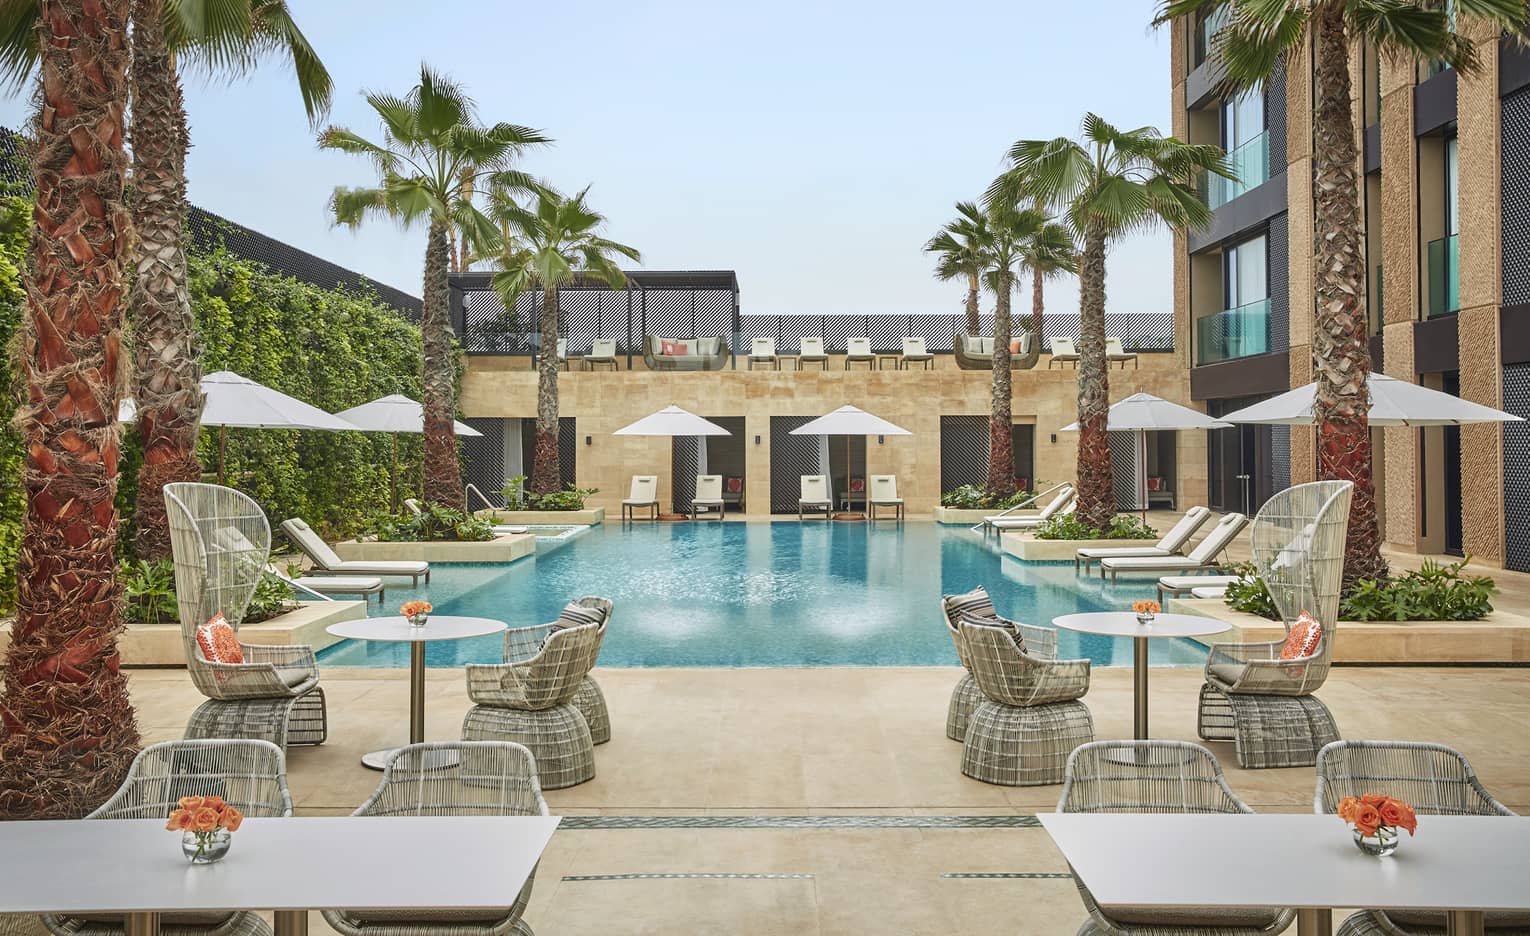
xmin=1443 ymin=371 xmax=1463 ymax=556
xmin=1206 ymin=396 xmax=1273 ymax=514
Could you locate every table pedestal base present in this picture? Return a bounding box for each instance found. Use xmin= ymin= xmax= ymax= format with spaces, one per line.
xmin=274 ymin=911 xmax=308 ymax=936
xmin=361 ymin=746 xmax=462 ymax=771
xmin=1297 ymin=908 xmax=1331 ymax=936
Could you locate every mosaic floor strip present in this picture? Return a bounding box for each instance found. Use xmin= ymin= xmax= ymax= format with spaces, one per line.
xmin=557 ymin=814 xmax=1042 ymax=830
xmin=940 ymin=872 xmax=1074 ymax=880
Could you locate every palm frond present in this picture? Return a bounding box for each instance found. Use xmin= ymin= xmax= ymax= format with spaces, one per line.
xmin=328 ymin=186 xmax=394 ymax=228
xmin=0 ymin=0 xmax=37 ymax=92
xmin=413 ymin=63 xmax=473 ymax=139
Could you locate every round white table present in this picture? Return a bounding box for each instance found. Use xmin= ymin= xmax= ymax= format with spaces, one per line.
xmin=1052 ymin=612 xmax=1229 ymax=741
xmin=326 ymin=615 xmax=507 ymax=770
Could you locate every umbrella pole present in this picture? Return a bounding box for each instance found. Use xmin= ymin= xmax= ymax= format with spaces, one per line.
xmin=1140 ymin=430 xmax=1147 ymax=524
xmin=218 ymin=425 xmax=227 ymax=486
xmin=391 ymin=433 xmax=399 ymax=515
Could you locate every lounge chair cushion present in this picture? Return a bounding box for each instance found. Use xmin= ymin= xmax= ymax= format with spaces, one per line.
xmin=276 ymin=665 xmax=316 ymax=689
xmin=330 ymin=559 xmax=430 ymax=575
xmin=946 ymin=587 xmax=996 ymax=622
xmin=1104 ymin=905 xmax=1284 ymax=929
xmin=296 ymin=575 xmax=382 ymax=592
xmin=195 ymin=614 xmax=243 ymax=665
xmin=962 ymin=613 xmax=1024 ymax=654
xmin=660 ymin=340 xmax=690 ymax=356
xmin=1207 ymin=662 xmax=1248 ymax=688
xmin=1279 ymin=611 xmax=1322 ymax=660
xmin=1189 ymin=586 xmax=1228 ymax=599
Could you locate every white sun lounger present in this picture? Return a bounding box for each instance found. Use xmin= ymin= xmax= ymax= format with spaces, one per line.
xmin=622 ymin=475 xmax=659 ymax=521
xmin=799 ymin=475 xmax=833 ymax=519
xmin=1074 ymin=506 xmax=1213 ymax=572
xmin=1156 ymin=574 xmax=1241 ymax=605
xmin=869 ymin=475 xmax=904 ymax=521
xmin=1190 ymin=585 xmax=1229 ymax=599
xmin=274 ymin=566 xmax=387 ymax=606
xmin=1098 ymin=512 xmax=1249 ymax=582
xmin=1047 ymin=337 xmax=1080 ymax=368
xmin=692 ymin=474 xmax=725 ymax=521
xmin=281 ymin=517 xmax=430 ymax=585
xmin=985 ymin=485 xmax=1076 ymax=530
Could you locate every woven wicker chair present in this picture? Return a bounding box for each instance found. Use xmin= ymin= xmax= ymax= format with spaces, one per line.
xmin=1059 ymin=740 xmax=1296 ymax=935
xmin=959 ymin=619 xmax=1092 ymax=786
xmin=43 ymin=740 xmax=290 ymax=936
xmin=324 ymin=742 xmax=548 ymax=936
xmin=939 ymin=591 xmax=1061 ymax=742
xmin=164 ymin=483 xmax=327 ymax=751
xmin=1314 ymin=741 xmax=1523 ymax=936
xmin=1198 ymin=480 xmax=1354 ymax=768
xmin=463 ymin=622 xmax=602 ymax=789
xmin=522 ymin=597 xmax=613 ymax=744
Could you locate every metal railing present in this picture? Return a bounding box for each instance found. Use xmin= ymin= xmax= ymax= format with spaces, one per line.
xmin=466 ymin=483 xmax=502 ymax=512
xmin=971 ymin=481 xmax=1073 ymax=535
xmin=1196 ymin=298 xmax=1273 ymax=365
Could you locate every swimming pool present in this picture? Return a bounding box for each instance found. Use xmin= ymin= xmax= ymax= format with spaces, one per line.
xmin=316 ymin=522 xmax=1210 ymax=668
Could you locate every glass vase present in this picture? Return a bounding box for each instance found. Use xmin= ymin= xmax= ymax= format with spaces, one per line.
xmin=1135 ymin=612 xmax=1156 ymax=627
xmin=182 ymin=829 xmax=232 ymax=864
xmin=407 ymin=613 xmax=429 ymax=628
xmin=1352 ymin=826 xmax=1400 ymax=858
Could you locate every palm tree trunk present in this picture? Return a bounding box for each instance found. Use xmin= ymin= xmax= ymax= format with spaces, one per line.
xmin=531 ymin=285 xmax=561 ymax=495
xmin=129 ymin=0 xmax=203 ymax=560
xmin=1075 ymin=224 xmax=1115 ymax=530
xmin=987 ymin=272 xmax=1016 ymax=497
xmin=420 ymin=220 xmax=463 ymax=508
xmin=964 ymin=272 xmax=981 ymax=336
xmin=0 ymin=0 xmax=140 ymax=818
xmin=1011 ymin=265 xmax=1045 ymax=370
xmin=1312 ymin=4 xmax=1386 ymax=588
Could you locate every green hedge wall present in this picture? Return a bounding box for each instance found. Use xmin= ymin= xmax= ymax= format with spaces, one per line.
xmin=0 ymin=208 xmax=426 ymax=614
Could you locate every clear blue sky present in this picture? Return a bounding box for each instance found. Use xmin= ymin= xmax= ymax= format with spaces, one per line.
xmin=0 ymin=0 xmax=1175 ymax=318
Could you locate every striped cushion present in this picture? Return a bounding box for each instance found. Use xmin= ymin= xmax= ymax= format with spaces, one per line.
xmin=946 ymin=587 xmax=996 ymax=623
xmin=962 ymin=614 xmax=1024 ymax=654
xmin=558 ymin=603 xmax=605 ymax=628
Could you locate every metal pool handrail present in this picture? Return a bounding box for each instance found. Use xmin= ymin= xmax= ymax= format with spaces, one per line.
xmin=971 ymin=481 xmax=1072 ymax=535
xmin=466 ymin=483 xmax=500 ymax=512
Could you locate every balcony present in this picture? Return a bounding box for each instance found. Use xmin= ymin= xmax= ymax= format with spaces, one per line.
xmin=1204 ymin=130 xmax=1270 ymax=210
xmin=1428 ymin=234 xmax=1460 ymax=318
xmin=1196 ymin=298 xmax=1272 ymax=365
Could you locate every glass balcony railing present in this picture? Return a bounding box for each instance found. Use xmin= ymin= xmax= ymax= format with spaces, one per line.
xmin=1204 ymin=130 xmax=1271 ymax=210
xmin=1428 ymin=234 xmax=1460 ymax=318
xmin=1196 ymin=298 xmax=1273 ymax=366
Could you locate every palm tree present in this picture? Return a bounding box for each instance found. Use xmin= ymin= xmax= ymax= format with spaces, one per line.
xmin=320 ymin=66 xmax=547 ymax=508
xmin=0 ymin=0 xmax=139 ymax=818
xmin=1014 ymin=213 xmax=1077 ymax=371
xmin=486 ymin=187 xmax=640 ymax=495
xmin=992 ymin=115 xmax=1226 ymax=530
xmin=924 ymin=201 xmax=988 ymax=337
xmin=1153 ymin=0 xmax=1526 ymax=587
xmin=0 ymin=1 xmax=331 ymax=559
xmin=976 ymin=203 xmax=1053 ymax=497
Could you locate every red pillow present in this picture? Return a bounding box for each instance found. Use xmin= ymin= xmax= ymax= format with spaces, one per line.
xmin=725 ymin=476 xmax=743 ymax=493
xmin=850 ymin=478 xmax=865 ymax=493
xmin=1009 ymin=338 xmax=1024 ymax=354
xmin=195 ymin=614 xmax=243 ymax=664
xmin=1278 ymin=611 xmax=1322 ymax=660
xmin=661 ymin=340 xmax=690 ymax=356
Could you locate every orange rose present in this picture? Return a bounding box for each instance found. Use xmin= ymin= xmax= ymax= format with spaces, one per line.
xmin=192 ymin=807 xmax=220 ymax=833
xmin=178 ymin=796 xmax=205 ymax=811
xmin=219 ymin=806 xmax=243 ymax=832
xmin=1336 ymin=796 xmax=1359 ymax=822
xmin=1360 ymin=793 xmax=1388 ymax=807
xmin=1378 ymin=799 xmax=1406 ymax=827
xmin=202 ymin=795 xmax=225 ymax=811
xmin=1394 ymin=802 xmax=1418 ymax=835
xmin=166 ymin=809 xmax=194 ymax=832
xmin=1353 ymin=804 xmax=1382 ymax=838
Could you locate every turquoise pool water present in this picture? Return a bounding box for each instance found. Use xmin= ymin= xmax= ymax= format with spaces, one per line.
xmin=317 ymin=522 xmax=1209 ymax=668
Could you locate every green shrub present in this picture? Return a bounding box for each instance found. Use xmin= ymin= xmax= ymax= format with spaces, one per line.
xmin=245 ymin=572 xmax=298 ymax=624
xmin=1034 ymin=513 xmax=1158 ymax=541
xmin=1222 ymin=557 xmax=1496 ymax=622
xmin=500 ymin=476 xmax=598 ymax=511
xmin=122 ymin=558 xmax=178 ymax=626
xmin=365 ymin=501 xmax=496 ymax=542
xmin=939 ymin=483 xmax=1039 ymax=510
xmin=0 ymin=187 xmax=30 ymax=615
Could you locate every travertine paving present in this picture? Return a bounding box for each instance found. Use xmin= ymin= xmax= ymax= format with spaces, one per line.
xmin=122 ymin=663 xmax=1530 ymax=935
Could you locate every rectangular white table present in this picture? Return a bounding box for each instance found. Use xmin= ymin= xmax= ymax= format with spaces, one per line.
xmin=0 ymin=816 xmax=561 ymax=936
xmin=1040 ymin=813 xmax=1530 ymax=936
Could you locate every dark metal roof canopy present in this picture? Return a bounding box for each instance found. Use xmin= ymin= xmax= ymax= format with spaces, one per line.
xmin=448 ymin=270 xmax=739 ymax=292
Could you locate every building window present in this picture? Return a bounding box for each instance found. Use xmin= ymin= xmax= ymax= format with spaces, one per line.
xmin=1198 ymin=233 xmax=1273 ymax=365
xmin=1429 ymin=136 xmax=1460 ymax=317
xmin=1206 ymin=90 xmax=1270 ymax=209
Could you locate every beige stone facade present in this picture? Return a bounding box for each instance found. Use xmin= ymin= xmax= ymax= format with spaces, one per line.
xmin=460 ymin=352 xmax=1205 ymax=517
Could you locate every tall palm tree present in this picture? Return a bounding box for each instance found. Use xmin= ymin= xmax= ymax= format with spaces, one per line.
xmin=320 ymin=66 xmax=547 ymax=507
xmin=976 ymin=203 xmax=1053 ymax=497
xmin=992 ymin=115 xmax=1226 ymax=529
xmin=1014 ymin=213 xmax=1077 ymax=371
xmin=1154 ymin=0 xmax=1527 ymax=587
xmin=486 ymin=186 xmax=640 ymax=495
xmin=0 ymin=0 xmax=331 ymax=559
xmin=924 ymin=201 xmax=988 ymax=337
xmin=0 ymin=0 xmax=139 ymax=818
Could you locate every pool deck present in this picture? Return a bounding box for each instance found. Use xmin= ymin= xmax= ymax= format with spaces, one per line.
xmin=120 ymin=662 xmax=1530 ymax=935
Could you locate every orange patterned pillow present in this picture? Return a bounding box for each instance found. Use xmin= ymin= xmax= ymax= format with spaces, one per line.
xmin=660 ymin=340 xmax=690 ymax=356
xmin=195 ymin=614 xmax=244 ymax=665
xmin=1009 ymin=338 xmax=1024 ymax=354
xmin=1278 ymin=611 xmax=1322 ymax=660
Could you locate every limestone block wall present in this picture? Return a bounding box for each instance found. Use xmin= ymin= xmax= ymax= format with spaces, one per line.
xmin=460 ymin=353 xmax=1205 ymax=516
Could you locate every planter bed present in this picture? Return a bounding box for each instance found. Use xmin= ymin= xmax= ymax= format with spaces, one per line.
xmin=476 ymin=507 xmax=604 ymax=527
xmin=1001 ymin=535 xmax=1161 ymax=562
xmin=335 ymin=533 xmax=536 ymax=564
xmin=1165 ymin=596 xmax=1530 ymax=664
xmin=0 ymin=599 xmax=368 ymax=667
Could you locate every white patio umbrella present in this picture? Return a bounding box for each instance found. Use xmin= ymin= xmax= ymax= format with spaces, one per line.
xmin=614 ymin=406 xmax=733 ymax=515
xmin=337 ymin=394 xmax=482 ymax=513
xmin=1218 ymin=373 xmax=1524 ymax=427
xmin=1060 ymin=393 xmax=1230 ymax=517
xmin=791 ymin=405 xmax=911 ymax=519
xmin=118 ymin=370 xmax=358 ymax=484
